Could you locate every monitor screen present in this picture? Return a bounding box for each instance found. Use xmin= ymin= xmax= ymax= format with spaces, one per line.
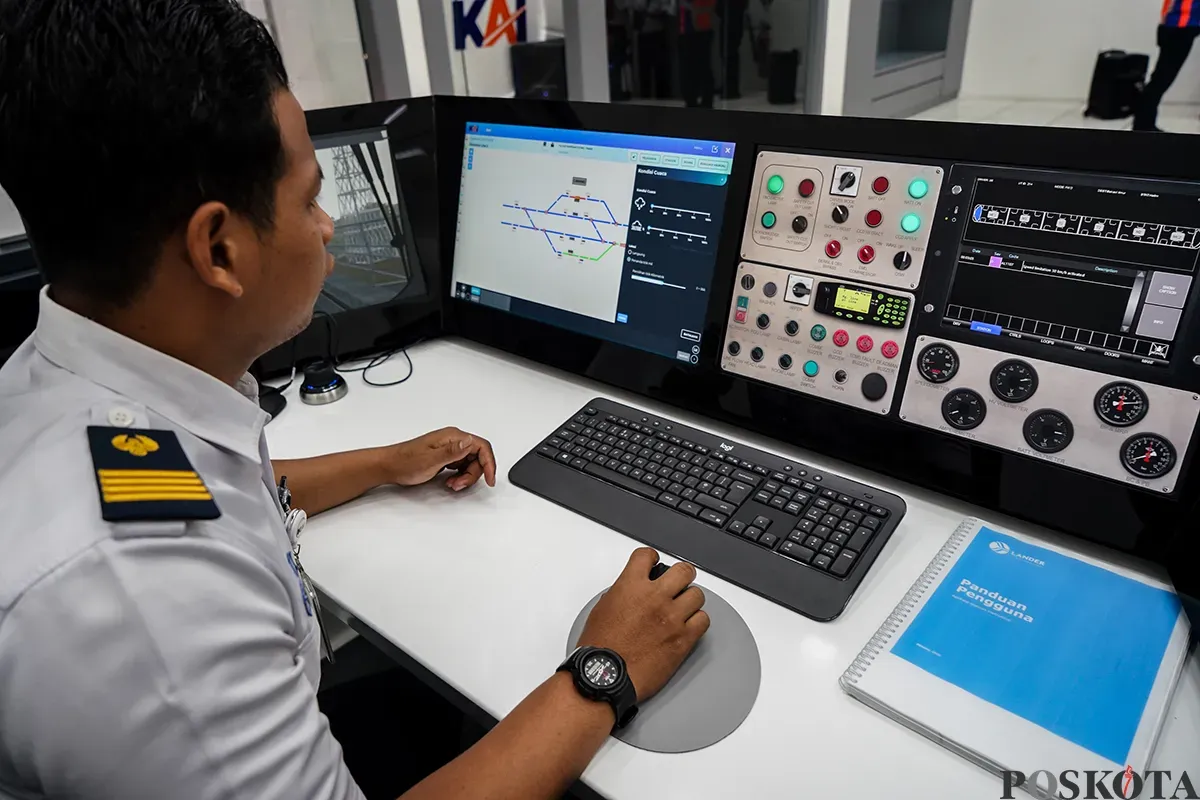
xmin=312 ymin=128 xmax=413 ymax=314
xmin=451 ymin=122 xmax=735 ymax=364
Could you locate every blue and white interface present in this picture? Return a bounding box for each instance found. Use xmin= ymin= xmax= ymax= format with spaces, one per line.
xmin=451 ymin=122 xmax=735 ymax=363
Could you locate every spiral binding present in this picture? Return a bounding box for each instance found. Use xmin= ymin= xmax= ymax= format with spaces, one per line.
xmin=841 ymin=518 xmax=977 ymax=685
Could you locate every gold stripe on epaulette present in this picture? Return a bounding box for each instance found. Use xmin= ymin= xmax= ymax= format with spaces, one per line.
xmin=103 ymin=491 xmax=215 ymax=503
xmin=100 ymin=477 xmax=205 ymax=487
xmin=97 ymin=469 xmax=199 ymax=479
xmin=102 ymin=485 xmax=212 ymax=495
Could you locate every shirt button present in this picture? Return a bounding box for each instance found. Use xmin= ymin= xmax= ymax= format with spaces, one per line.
xmin=107 ymin=407 xmax=137 ymax=427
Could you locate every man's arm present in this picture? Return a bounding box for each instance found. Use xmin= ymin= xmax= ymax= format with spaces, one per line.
xmin=272 ymin=427 xmax=497 ymax=515
xmin=402 ymin=549 xmax=709 ymax=800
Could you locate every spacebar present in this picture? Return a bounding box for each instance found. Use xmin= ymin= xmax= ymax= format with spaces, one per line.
xmin=583 ymin=463 xmax=661 ymax=500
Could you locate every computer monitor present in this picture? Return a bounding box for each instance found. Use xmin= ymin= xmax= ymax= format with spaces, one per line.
xmin=450 ymin=122 xmax=735 ymax=364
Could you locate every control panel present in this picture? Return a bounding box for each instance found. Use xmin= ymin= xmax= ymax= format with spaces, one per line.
xmin=899 ymin=337 xmax=1200 ymax=494
xmin=740 ymin=151 xmax=943 ymax=291
xmin=722 ymin=261 xmax=913 ymax=415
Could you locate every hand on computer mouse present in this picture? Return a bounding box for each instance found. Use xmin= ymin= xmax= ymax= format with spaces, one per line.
xmin=575 ymin=547 xmax=710 ymax=703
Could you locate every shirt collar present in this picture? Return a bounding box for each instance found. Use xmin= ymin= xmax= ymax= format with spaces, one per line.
xmin=32 ymin=286 xmax=268 ymax=462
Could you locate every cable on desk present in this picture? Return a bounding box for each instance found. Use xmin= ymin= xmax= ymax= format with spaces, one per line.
xmin=361 ymin=348 xmax=415 ymax=387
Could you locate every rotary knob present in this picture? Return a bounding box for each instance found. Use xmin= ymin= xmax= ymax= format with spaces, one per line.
xmin=792 ymin=215 xmax=808 ymax=234
xmin=825 ymin=240 xmax=842 ymax=258
xmin=832 ymin=205 xmax=850 ymax=224
xmin=894 ymin=251 xmax=912 ymax=270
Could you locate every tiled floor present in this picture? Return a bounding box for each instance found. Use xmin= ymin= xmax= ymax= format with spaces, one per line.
xmin=909 ymin=97 xmax=1200 ymax=134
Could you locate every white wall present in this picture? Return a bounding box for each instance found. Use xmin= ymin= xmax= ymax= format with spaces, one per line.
xmin=960 ymin=0 xmax=1200 ymax=104
xmin=446 ymin=0 xmax=563 ymax=97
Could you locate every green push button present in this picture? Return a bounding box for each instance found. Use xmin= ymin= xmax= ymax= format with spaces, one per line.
xmin=810 ymin=324 xmax=827 ymax=341
xmin=901 ymin=213 xmax=921 ymax=233
xmin=908 ymin=178 xmax=929 ymax=199
xmin=737 ymin=295 xmax=749 ymax=308
xmin=766 ymin=174 xmax=785 ymax=195
xmin=762 ymin=211 xmax=777 ymax=229
xmin=803 ymin=360 xmax=820 ymax=377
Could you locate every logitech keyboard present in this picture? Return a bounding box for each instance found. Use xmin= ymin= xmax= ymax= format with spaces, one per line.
xmin=509 ymin=397 xmax=906 ymax=621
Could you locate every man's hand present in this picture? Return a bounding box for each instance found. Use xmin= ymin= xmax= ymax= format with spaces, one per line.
xmin=576 ymin=547 xmax=710 ymax=703
xmin=383 ymin=427 xmax=498 ymax=491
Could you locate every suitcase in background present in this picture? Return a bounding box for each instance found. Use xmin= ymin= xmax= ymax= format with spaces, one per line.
xmin=1084 ymin=49 xmax=1150 ymax=119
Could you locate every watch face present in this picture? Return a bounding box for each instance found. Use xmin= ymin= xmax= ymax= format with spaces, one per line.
xmin=582 ymin=653 xmax=621 ymax=689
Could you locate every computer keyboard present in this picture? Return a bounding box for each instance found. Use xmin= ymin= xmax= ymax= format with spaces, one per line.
xmin=510 ymin=397 xmax=906 ymax=621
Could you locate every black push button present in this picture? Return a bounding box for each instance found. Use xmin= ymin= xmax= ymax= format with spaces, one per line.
xmin=838 ymin=494 xmax=854 ymax=505
xmin=697 ymin=495 xmax=736 ymax=516
xmin=813 ymin=554 xmax=833 ymax=570
xmin=870 ymin=506 xmax=890 ymax=518
xmin=759 ymin=532 xmax=779 ymax=548
xmin=844 ymin=509 xmax=864 ymax=525
xmin=769 ymin=496 xmax=787 ymax=510
xmin=836 ymin=519 xmax=857 ymax=535
xmin=733 ymin=470 xmax=759 ymax=485
xmin=862 ymin=515 xmax=881 ymax=531
xmin=814 ymin=525 xmax=833 ymax=539
xmin=821 ymin=488 xmax=838 ymax=500
xmin=784 ymin=501 xmax=803 ymax=515
xmin=725 ymin=482 xmax=753 ymax=505
xmin=830 ymin=550 xmax=857 ymax=577
xmin=848 ymin=528 xmax=873 ymax=552
xmin=804 ymin=507 xmax=824 ymax=522
xmin=752 ymin=515 xmax=772 ymax=530
xmin=538 ymin=445 xmax=557 ymax=457
xmin=699 ymin=509 xmax=726 ymax=527
xmin=779 ymin=541 xmax=814 ymax=563
xmin=658 ymin=493 xmax=682 ymax=508
xmin=853 ymin=499 xmax=871 ymax=512
xmin=830 ymin=531 xmax=850 ymax=546
xmin=678 ymin=500 xmax=702 ymax=516
xmin=804 ymin=535 xmax=824 ymax=550
xmin=743 ymin=526 xmax=763 ymax=542
xmin=728 ymin=520 xmax=746 ymax=535
xmin=754 ymin=491 xmax=773 ymax=505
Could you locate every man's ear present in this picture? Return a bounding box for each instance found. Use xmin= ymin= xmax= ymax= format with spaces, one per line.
xmin=184 ymin=201 xmax=251 ymax=299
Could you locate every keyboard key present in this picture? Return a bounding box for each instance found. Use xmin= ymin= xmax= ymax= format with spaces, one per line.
xmin=715 ymin=475 xmax=732 ymax=488
xmin=633 ymin=458 xmax=648 ymax=470
xmin=689 ymin=466 xmax=705 ymax=478
xmin=772 ymin=472 xmax=788 ymax=483
xmin=753 ymin=465 xmax=769 ymax=476
xmin=567 ymin=422 xmax=583 ymax=433
xmin=621 ymin=453 xmax=636 ymax=464
xmin=764 ymin=481 xmax=781 ymax=495
xmin=814 ymin=497 xmax=831 ymax=511
xmin=598 ymin=444 xmax=612 ymax=455
xmin=779 ymin=541 xmax=814 ymax=563
xmin=704 ymin=459 xmax=720 ymax=471
xmin=678 ymin=501 xmax=702 ymax=516
xmin=769 ymin=496 xmax=787 ymax=510
xmin=681 ymin=488 xmax=698 ymax=500
xmin=583 ymin=463 xmax=660 ymax=500
xmin=830 ymin=550 xmax=858 ymax=577
xmin=641 ymin=474 xmax=658 ymax=486
xmin=537 ymin=445 xmax=556 ymax=457
xmin=658 ymin=493 xmax=681 ymax=508
xmin=830 ymin=531 xmax=849 ymax=546
xmin=606 ymin=414 xmax=620 ymax=423
xmin=802 ymin=482 xmax=818 ymax=493
xmin=804 ymin=535 xmax=824 ymax=550
xmin=717 ymin=464 xmax=735 ymax=477
xmin=695 ymin=446 xmax=709 ymax=455
xmin=821 ymin=488 xmax=838 ymax=500
xmin=669 ymin=436 xmax=682 ymax=445
xmin=838 ymin=494 xmax=853 ymax=505
xmin=617 ymin=464 xmax=633 ymax=475
xmin=796 ymin=519 xmax=815 ymax=533
xmin=655 ymin=477 xmax=672 ymax=490
xmin=836 ymin=519 xmax=857 ymax=535
xmin=654 ymin=442 xmax=669 ymax=453
xmin=630 ymin=468 xmax=644 ymax=480
xmin=711 ymin=487 xmax=727 ymax=500
xmin=671 ymin=471 xmax=687 ymax=483
xmin=639 ymin=447 xmax=654 ymax=459
xmin=788 ymin=530 xmax=807 ymax=544
xmin=829 ymin=504 xmax=848 ymax=518
xmin=849 ymin=528 xmax=873 ymax=552
xmin=556 ymin=451 xmax=573 ymax=465
xmin=820 ymin=541 xmax=841 ymax=558
xmin=752 ymin=515 xmax=772 ymax=530
xmin=793 ymin=492 xmax=812 ymax=506
xmin=651 ymin=452 xmax=666 ymax=463
xmin=755 ymin=491 xmax=774 ymax=505
xmin=853 ymin=499 xmax=871 ymax=512
xmin=814 ymin=525 xmax=833 ymax=539
xmin=585 ymin=407 xmax=598 ymax=416
xmin=804 ymin=507 xmax=823 ymax=522
xmin=572 ymin=445 xmax=586 ymax=457
xmin=733 ymin=470 xmax=759 ymax=485
xmin=666 ymin=446 xmax=680 ymax=458
xmin=784 ymin=501 xmax=803 ymax=515
xmin=682 ymin=440 xmax=698 ymax=450
xmin=702 ymin=470 xmax=719 ymax=484
xmin=821 ymin=514 xmax=839 ymax=528
xmin=726 ymin=482 xmax=753 ymax=505
xmin=668 ymin=482 xmax=685 ymax=495
xmin=870 ymin=506 xmax=890 ymax=518
xmin=728 ymin=520 xmax=746 ymax=536
xmin=583 ymin=450 xmax=598 ymax=461
xmin=697 ymin=495 xmax=736 ymax=516
xmin=685 ymin=476 xmax=700 ymax=489
xmin=778 ymin=486 xmax=796 ymax=500
xmin=549 ymin=437 xmax=565 ymax=448
xmin=697 ymin=481 xmax=714 ymax=494
xmin=759 ymin=532 xmax=779 ymax=548
xmin=786 ymin=477 xmax=802 ymax=487
xmin=743 ymin=526 xmax=762 ymax=542
xmin=862 ymin=516 xmax=881 ymax=531
xmin=699 ymin=509 xmax=726 ymax=527
xmin=844 ymin=509 xmax=864 ymax=525
xmin=813 ymin=554 xmax=833 ymax=570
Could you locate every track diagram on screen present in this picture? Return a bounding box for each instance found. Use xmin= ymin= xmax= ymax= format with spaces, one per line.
xmin=502 ymin=193 xmax=629 ymax=262
xmin=631 ymin=198 xmax=712 ymax=244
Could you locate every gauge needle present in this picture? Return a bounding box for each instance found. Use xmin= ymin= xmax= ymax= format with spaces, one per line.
xmin=1129 ymin=448 xmax=1157 ymax=465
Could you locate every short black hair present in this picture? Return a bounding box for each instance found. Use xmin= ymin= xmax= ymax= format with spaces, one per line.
xmin=0 ymin=0 xmax=290 ymax=306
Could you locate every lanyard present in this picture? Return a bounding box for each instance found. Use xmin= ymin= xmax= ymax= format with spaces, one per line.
xmin=279 ymin=477 xmax=336 ymax=664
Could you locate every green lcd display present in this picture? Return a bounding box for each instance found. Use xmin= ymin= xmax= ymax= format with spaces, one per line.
xmin=834 ymin=286 xmax=873 ymax=314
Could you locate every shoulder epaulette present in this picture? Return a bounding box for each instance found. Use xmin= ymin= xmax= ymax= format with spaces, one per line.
xmin=87 ymin=426 xmax=221 ymax=522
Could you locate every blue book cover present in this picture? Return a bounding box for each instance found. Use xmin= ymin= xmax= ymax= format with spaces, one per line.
xmin=891 ymin=527 xmax=1182 ymax=765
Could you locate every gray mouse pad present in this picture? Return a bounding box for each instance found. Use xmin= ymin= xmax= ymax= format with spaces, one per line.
xmin=566 ymin=585 xmax=761 ymax=753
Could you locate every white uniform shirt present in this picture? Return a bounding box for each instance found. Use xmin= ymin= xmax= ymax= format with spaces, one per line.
xmin=0 ymin=289 xmax=365 ymax=799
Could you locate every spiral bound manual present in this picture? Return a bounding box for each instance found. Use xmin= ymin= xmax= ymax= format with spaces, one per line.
xmin=840 ymin=517 xmax=976 ymax=688
xmin=836 ymin=518 xmax=1189 ymax=800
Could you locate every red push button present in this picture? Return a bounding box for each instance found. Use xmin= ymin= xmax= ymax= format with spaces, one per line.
xmin=872 ymin=176 xmax=890 ymax=194
xmin=881 ymin=340 xmax=899 ymax=359
xmin=799 ymin=178 xmax=816 ymax=197
xmin=865 ymin=209 xmax=883 ymax=228
xmin=857 ymin=334 xmax=874 ymax=353
xmin=825 ymin=240 xmax=842 ymax=258
xmin=734 ymin=309 xmax=747 ymax=324
xmin=858 ymin=245 xmax=875 ymax=264
xmin=833 ymin=329 xmax=850 ymax=347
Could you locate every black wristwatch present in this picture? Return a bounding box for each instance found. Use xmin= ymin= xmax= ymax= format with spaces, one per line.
xmin=557 ymin=646 xmax=639 ymax=729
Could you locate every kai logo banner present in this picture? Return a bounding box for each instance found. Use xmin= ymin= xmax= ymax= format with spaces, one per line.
xmin=453 ymin=0 xmax=527 ymax=50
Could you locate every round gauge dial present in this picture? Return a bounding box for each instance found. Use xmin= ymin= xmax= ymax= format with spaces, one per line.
xmin=582 ymin=653 xmax=621 ymax=689
xmin=1094 ymin=382 xmax=1150 ymax=427
xmin=1121 ymin=433 xmax=1176 ymax=479
xmin=917 ymin=343 xmax=959 ymax=384
xmin=1023 ymin=409 xmax=1074 ymax=454
xmin=941 ymin=389 xmax=987 ymax=430
xmin=990 ymin=359 xmax=1039 ymax=403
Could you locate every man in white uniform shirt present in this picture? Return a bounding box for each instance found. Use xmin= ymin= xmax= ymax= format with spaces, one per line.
xmin=0 ymin=1 xmax=710 ymax=798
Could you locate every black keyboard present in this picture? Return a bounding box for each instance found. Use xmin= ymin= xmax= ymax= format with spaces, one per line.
xmin=510 ymin=397 xmax=906 ymax=621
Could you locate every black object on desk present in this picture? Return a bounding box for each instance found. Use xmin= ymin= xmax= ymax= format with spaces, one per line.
xmin=512 ymin=397 xmax=906 ymax=621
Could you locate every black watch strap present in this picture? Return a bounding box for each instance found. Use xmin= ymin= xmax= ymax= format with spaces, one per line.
xmin=557 ymin=646 xmax=639 ymax=729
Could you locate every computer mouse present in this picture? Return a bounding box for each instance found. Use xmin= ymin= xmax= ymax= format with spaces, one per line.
xmin=649 ymin=561 xmax=670 ymax=581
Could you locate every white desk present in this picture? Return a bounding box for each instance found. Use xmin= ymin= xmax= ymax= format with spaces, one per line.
xmin=267 ymin=338 xmax=1200 ymax=799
